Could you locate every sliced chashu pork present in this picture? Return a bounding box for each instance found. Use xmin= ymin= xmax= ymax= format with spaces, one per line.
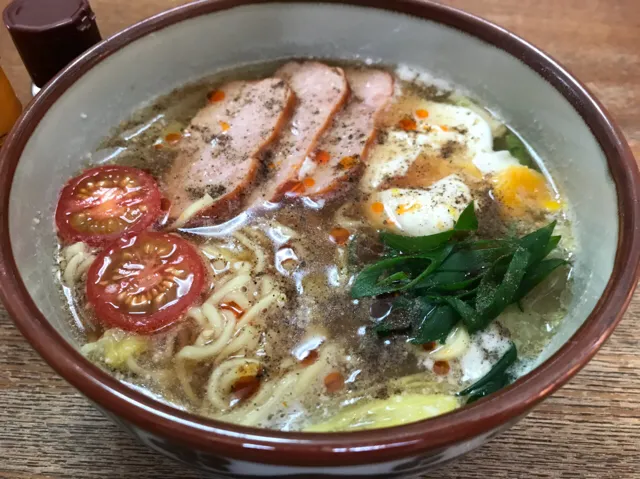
xmin=163 ymin=78 xmax=294 ymax=221
xmin=248 ymin=61 xmax=349 ymax=206
xmin=299 ymin=68 xmax=394 ymax=198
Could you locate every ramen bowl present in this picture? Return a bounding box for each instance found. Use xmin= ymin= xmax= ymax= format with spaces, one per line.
xmin=0 ymin=0 xmax=638 ymax=477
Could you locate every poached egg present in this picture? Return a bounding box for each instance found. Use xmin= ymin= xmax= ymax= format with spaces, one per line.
xmin=361 ymin=92 xmax=561 ymax=222
xmin=365 ymin=174 xmax=472 ymax=237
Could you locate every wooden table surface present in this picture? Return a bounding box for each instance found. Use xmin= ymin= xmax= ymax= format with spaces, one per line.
xmin=1 ymin=0 xmax=639 ymax=477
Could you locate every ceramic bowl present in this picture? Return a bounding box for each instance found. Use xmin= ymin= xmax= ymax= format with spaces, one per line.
xmin=1 ymin=1 xmax=639 ymax=477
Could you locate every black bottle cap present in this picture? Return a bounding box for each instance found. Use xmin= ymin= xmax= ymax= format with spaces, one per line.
xmin=3 ymin=0 xmax=102 ymax=88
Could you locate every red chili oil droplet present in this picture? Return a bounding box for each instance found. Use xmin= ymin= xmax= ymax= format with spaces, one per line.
xmin=231 ymin=375 xmax=261 ymax=402
xmin=398 ymin=118 xmax=417 ymax=131
xmin=220 ymin=301 xmax=245 ymax=318
xmin=422 ymin=341 xmax=437 ymax=352
xmin=165 ymin=132 xmax=182 ymax=145
xmin=315 ymin=150 xmax=330 ymax=164
xmin=286 ymin=181 xmax=306 ymax=196
xmin=160 ymin=197 xmax=172 ymax=212
xmin=324 ymin=372 xmax=345 ymax=393
xmin=208 ymin=90 xmax=225 ymax=102
xmin=433 ymin=360 xmax=450 ymax=376
xmin=329 ymin=227 xmax=350 ymax=246
xmin=301 ymin=349 xmax=319 ymax=367
xmin=371 ymin=202 xmax=384 ymax=214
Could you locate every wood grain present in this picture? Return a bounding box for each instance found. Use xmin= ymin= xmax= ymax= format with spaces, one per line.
xmin=1 ymin=0 xmax=639 ymax=477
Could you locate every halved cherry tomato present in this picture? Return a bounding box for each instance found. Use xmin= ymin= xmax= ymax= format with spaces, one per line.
xmin=86 ymin=232 xmax=206 ymax=334
xmin=55 ymin=165 xmax=162 ymax=247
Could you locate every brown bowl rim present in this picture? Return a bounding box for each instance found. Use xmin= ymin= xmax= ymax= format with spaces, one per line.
xmin=1 ymin=0 xmax=639 ymax=468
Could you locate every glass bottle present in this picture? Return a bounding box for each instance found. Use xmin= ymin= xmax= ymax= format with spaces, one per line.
xmin=4 ymin=0 xmax=102 ymax=98
xmin=0 ymin=64 xmax=22 ymax=147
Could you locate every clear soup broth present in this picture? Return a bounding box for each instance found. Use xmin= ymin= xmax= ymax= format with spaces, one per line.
xmin=55 ymin=60 xmax=574 ymax=432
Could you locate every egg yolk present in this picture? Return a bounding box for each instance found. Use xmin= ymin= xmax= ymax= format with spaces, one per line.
xmin=492 ymin=165 xmax=561 ymax=216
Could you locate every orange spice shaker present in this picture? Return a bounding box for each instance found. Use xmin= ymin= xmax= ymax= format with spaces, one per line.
xmin=0 ymin=64 xmax=21 ymax=147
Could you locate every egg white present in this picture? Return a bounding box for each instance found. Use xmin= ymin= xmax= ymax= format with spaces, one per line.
xmin=361 ymin=100 xmax=521 ymax=193
xmin=365 ymin=174 xmax=472 ymax=237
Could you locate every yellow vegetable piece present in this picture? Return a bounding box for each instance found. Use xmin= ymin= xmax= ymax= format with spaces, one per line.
xmin=101 ymin=330 xmax=149 ymax=370
xmin=430 ymin=326 xmax=471 ymax=361
xmin=305 ymin=394 xmax=460 ymax=432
